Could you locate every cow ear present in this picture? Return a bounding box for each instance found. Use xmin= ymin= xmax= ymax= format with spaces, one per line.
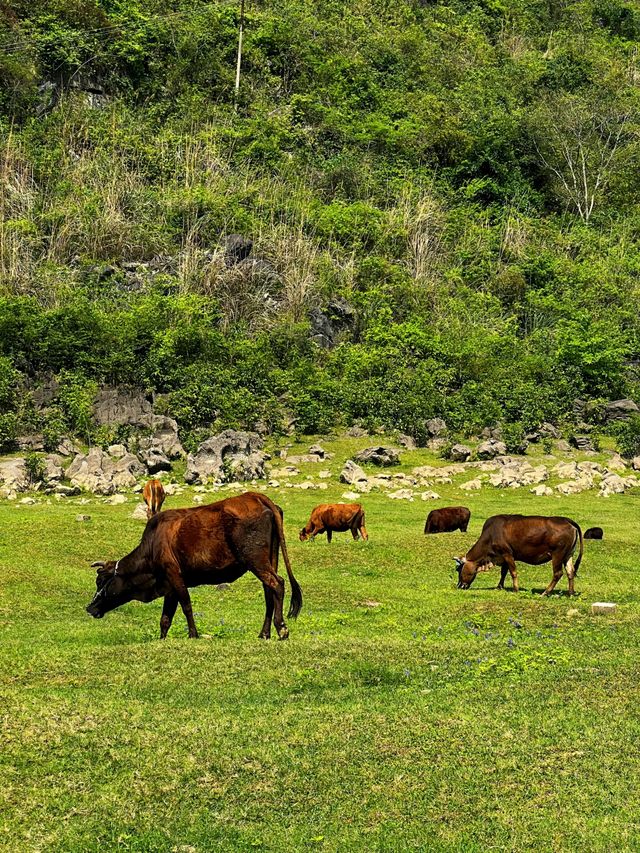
xmin=453 ymin=557 xmax=464 ymax=569
xmin=91 ymin=561 xmax=105 ymax=568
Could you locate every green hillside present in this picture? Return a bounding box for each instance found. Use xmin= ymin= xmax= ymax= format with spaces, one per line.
xmin=1 ymin=0 xmax=640 ymax=448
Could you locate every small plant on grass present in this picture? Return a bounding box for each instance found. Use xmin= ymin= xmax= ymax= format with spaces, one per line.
xmin=615 ymin=414 xmax=640 ymax=458
xmin=24 ymin=452 xmax=46 ymax=485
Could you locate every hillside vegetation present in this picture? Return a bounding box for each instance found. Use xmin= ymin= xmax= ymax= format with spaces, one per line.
xmin=1 ymin=0 xmax=640 ymax=448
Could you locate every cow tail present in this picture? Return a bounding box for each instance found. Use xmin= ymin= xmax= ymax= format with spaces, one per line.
xmin=571 ymin=521 xmax=584 ymax=574
xmin=259 ymin=495 xmax=302 ymax=619
xmin=277 ymin=507 xmax=303 ymax=619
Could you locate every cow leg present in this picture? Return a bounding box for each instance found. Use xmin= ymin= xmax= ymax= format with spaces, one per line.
xmin=565 ymin=557 xmax=576 ymax=596
xmin=542 ymin=556 xmax=564 ymax=597
xmin=497 ymin=564 xmax=508 ymax=590
xmin=259 ymin=583 xmax=274 ymax=640
xmin=160 ymin=593 xmax=178 ymax=639
xmin=327 ymin=529 xmax=333 ymax=543
xmin=502 ymin=555 xmax=519 ymax=592
xmin=252 ymin=567 xmax=288 ymax=639
xmin=360 ymin=514 xmax=368 ymax=541
xmin=171 ymin=579 xmax=198 ymax=638
xmin=350 ymin=525 xmax=359 ymax=540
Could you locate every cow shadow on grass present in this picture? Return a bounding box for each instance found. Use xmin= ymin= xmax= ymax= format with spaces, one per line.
xmin=467 ymin=585 xmax=581 ymax=598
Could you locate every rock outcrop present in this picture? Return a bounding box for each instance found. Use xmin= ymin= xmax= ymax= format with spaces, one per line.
xmin=184 ymin=430 xmax=267 ymax=485
xmin=353 ymin=446 xmax=400 ymax=467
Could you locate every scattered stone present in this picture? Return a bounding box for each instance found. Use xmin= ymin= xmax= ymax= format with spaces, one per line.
xmin=554 ymin=461 xmax=578 ymax=479
xmin=556 ymin=480 xmax=589 ymax=496
xmin=340 ymin=460 xmax=368 ymax=486
xmin=570 ymin=434 xmax=594 ymax=452
xmin=318 ymin=470 xmax=331 ymax=479
xmin=216 ymin=582 xmax=231 ymax=591
xmin=17 ymin=434 xmax=45 ymax=452
xmin=76 ymin=514 xmax=91 ymax=522
xmin=358 ymin=600 xmax=381 ymax=608
xmin=476 ymin=439 xmax=508 ymax=460
xmin=163 ymin=483 xmax=183 ymax=496
xmin=138 ymin=446 xmax=172 ymax=474
xmin=353 ymin=446 xmax=400 ymax=467
xmin=19 ymin=496 xmax=36 ymax=505
xmin=270 ymin=466 xmax=300 ymax=477
xmin=0 ymin=458 xmax=28 ymax=492
xmin=460 ymin=479 xmax=482 ymax=491
xmin=107 ymin=444 xmax=127 ymax=458
xmin=591 ymin=602 xmax=617 ymax=615
xmin=67 ymin=447 xmax=145 ymax=494
xmin=387 ymin=489 xmax=414 ymax=500
xmin=632 ymin=456 xmax=640 ymax=471
xmin=132 ymin=503 xmax=148 ymax=520
xmin=426 ymin=417 xmax=447 ymax=438
xmin=193 ymin=494 xmax=204 ymax=503
xmin=527 ymin=422 xmax=561 ymax=442
xmin=604 ymin=399 xmax=639 ymax=423
xmin=342 ymin=491 xmax=361 ymax=500
xmin=309 ymin=298 xmax=356 ymax=348
xmin=308 ymin=444 xmax=326 ymax=458
xmin=397 ymin=434 xmax=417 ymax=450
xmin=184 ymin=430 xmax=267 ymax=485
xmin=224 ymin=233 xmax=253 ymax=267
xmin=605 ymin=454 xmax=627 ymax=473
xmin=268 ymin=480 xmax=280 ymax=488
xmin=56 ymin=438 xmax=78 ymax=457
xmin=531 ymin=485 xmax=553 ymax=497
xmin=599 ymin=474 xmax=626 ymax=497
xmin=566 ymin=608 xmax=580 ymax=618
xmin=421 ymin=491 xmax=440 ymax=501
xmin=556 ymin=440 xmax=572 ymax=453
xmin=449 ymin=444 xmax=472 ymax=463
xmin=103 ymin=494 xmax=127 ymax=505
xmin=287 ymin=454 xmax=326 ymax=464
xmin=346 ymin=426 xmax=368 ymax=438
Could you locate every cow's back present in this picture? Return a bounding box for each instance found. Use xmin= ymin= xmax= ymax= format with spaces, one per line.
xmin=481 ymin=514 xmax=578 ymax=558
xmin=150 ymin=493 xmax=277 ymax=574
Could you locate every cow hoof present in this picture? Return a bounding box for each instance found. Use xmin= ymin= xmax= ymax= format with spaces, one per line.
xmin=258 ymin=632 xmax=270 ymax=640
xmin=277 ymin=627 xmax=289 ymax=640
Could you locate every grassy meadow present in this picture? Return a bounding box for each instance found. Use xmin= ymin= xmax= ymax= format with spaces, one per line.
xmin=1 ymin=438 xmax=640 ymax=851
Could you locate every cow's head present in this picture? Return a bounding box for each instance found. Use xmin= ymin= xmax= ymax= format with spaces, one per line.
xmin=299 ymin=526 xmax=312 ymax=542
xmin=454 ymin=555 xmax=479 ymax=590
xmin=86 ymin=559 xmax=161 ymax=619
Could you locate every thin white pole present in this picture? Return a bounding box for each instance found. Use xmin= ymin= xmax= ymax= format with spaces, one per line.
xmin=234 ymin=0 xmax=245 ymax=108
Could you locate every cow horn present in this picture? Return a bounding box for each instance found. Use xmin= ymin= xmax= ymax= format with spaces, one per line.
xmin=453 ymin=556 xmax=464 ymax=569
xmin=90 ymin=561 xmax=106 ymax=568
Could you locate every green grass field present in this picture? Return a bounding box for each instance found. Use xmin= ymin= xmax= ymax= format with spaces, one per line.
xmin=2 ymin=439 xmax=640 ymax=852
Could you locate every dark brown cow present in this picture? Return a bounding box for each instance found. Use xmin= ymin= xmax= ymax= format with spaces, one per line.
xmin=299 ymin=503 xmax=368 ymax=542
xmin=142 ymin=478 xmax=166 ymax=520
xmin=87 ymin=492 xmax=302 ymax=640
xmin=455 ymin=514 xmax=583 ymax=596
xmin=584 ymin=527 xmax=603 ymax=540
xmin=424 ymin=506 xmax=470 ymax=534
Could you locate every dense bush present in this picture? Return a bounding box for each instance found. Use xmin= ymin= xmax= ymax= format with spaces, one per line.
xmin=0 ymin=0 xmax=639 ymax=443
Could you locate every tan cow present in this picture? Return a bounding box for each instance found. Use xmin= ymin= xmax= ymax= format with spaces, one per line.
xmin=142 ymin=478 xmax=166 ymax=520
xmin=300 ymin=503 xmax=368 ymax=542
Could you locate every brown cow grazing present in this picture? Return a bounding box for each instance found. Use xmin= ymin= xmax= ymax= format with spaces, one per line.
xmin=299 ymin=503 xmax=368 ymax=543
xmin=424 ymin=506 xmax=470 ymax=534
xmin=584 ymin=527 xmax=603 ymax=540
xmin=87 ymin=492 xmax=302 ymax=640
xmin=142 ymin=478 xmax=166 ymax=520
xmin=454 ymin=514 xmax=583 ymax=596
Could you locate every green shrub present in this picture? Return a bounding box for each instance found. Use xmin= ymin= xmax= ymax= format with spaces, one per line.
xmin=615 ymin=416 xmax=640 ymax=459
xmin=24 ymin=452 xmax=46 ymax=485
